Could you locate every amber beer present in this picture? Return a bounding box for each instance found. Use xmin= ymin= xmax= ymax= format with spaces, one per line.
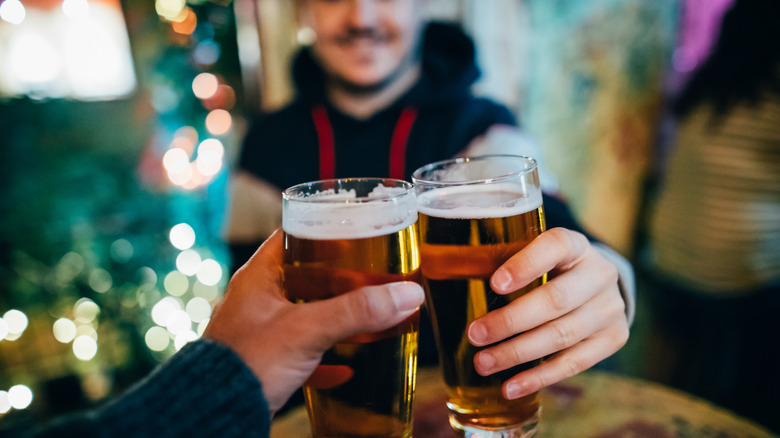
xmin=413 ymin=156 xmax=546 ymax=437
xmin=282 ymin=178 xmax=421 ymax=438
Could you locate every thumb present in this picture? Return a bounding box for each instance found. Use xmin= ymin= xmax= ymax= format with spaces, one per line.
xmin=305 ymin=282 xmax=425 ymax=349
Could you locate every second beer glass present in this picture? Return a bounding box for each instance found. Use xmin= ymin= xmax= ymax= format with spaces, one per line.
xmin=282 ymin=178 xmax=421 ymax=438
xmin=413 ymin=155 xmax=547 ymax=438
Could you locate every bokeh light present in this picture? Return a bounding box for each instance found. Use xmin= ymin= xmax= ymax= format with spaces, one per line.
xmin=165 ymin=309 xmax=192 ymax=336
xmin=110 ymin=238 xmax=134 ymax=263
xmin=0 ymin=0 xmax=26 ymax=25
xmin=193 ymin=281 xmax=219 ymax=301
xmin=4 ymin=310 xmax=28 ymax=336
xmin=172 ymin=8 xmax=197 ymax=35
xmin=8 ymin=31 xmax=61 ymax=85
xmin=163 ymin=148 xmax=190 ymax=175
xmin=176 ymin=249 xmax=201 ymax=276
xmin=192 ymin=72 xmax=219 ymax=99
xmin=56 ymin=252 xmax=85 ymax=283
xmin=185 ymin=297 xmax=211 ymax=323
xmin=205 ymin=109 xmax=231 ymax=135
xmin=0 ymin=391 xmax=10 ymax=414
xmin=156 ymin=0 xmax=186 ymax=21
xmin=53 ymin=318 xmax=77 ymax=343
xmin=193 ymin=40 xmax=221 ymax=66
xmin=164 ymin=271 xmax=189 ymax=296
xmin=151 ymin=297 xmax=182 ymax=326
xmin=144 ymin=326 xmax=170 ymax=352
xmin=74 ymin=299 xmax=100 ymax=323
xmin=172 ymin=126 xmax=198 ymax=154
xmin=195 ymin=138 xmax=224 ymax=176
xmin=170 ymin=223 xmax=196 ymax=250
xmin=0 ymin=319 xmax=9 ymax=341
xmin=7 ymin=385 xmax=32 ymax=410
xmin=174 ymin=330 xmax=198 ymax=350
xmin=76 ymin=324 xmax=98 ymax=341
xmin=88 ymin=268 xmax=113 ymax=293
xmin=196 ymin=259 xmax=222 ymax=286
xmin=73 ymin=335 xmax=98 ymax=361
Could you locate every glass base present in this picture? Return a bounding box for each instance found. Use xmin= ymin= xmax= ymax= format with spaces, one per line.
xmin=448 ymin=408 xmax=540 ymax=438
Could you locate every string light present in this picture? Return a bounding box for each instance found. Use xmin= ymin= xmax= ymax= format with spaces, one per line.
xmin=0 ymin=0 xmax=25 ymax=25
xmin=176 ymin=249 xmax=201 ymax=277
xmin=152 ymin=297 xmax=182 ymax=327
xmin=0 ymin=391 xmax=10 ymax=414
xmin=144 ymin=326 xmax=169 ymax=352
xmin=192 ymin=73 xmax=219 ymax=99
xmin=73 ymin=335 xmax=98 ymax=361
xmin=3 ymin=310 xmax=28 ymax=338
xmin=196 ymin=259 xmax=222 ymax=287
xmin=185 ymin=297 xmax=211 ymax=323
xmin=169 ymin=223 xmax=196 ymax=250
xmin=7 ymin=385 xmax=32 ymax=410
xmin=53 ymin=318 xmax=78 ymax=343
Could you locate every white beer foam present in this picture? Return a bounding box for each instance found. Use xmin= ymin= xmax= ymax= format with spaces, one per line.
xmin=284 ymin=185 xmax=418 ymax=240
xmin=416 ymin=183 xmax=542 ymax=219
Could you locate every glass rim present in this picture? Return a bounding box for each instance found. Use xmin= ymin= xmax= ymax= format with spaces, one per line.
xmin=282 ymin=177 xmax=414 ymax=204
xmin=411 ymin=154 xmax=538 ymax=186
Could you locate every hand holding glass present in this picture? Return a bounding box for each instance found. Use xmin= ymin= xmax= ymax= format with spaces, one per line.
xmin=282 ymin=178 xmax=421 ymax=438
xmin=413 ymin=155 xmax=547 ymax=438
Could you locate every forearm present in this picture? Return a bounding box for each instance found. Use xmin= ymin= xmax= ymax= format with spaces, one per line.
xmin=28 ymin=340 xmax=270 ymax=438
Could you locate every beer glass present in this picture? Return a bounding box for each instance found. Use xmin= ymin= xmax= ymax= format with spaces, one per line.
xmin=412 ymin=156 xmax=547 ymax=438
xmin=282 ymin=178 xmax=421 ymax=438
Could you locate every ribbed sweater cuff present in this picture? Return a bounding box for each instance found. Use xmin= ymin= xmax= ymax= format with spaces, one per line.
xmin=94 ymin=339 xmax=270 ymax=438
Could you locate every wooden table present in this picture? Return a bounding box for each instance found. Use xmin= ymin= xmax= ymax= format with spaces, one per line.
xmin=270 ymin=367 xmax=777 ymax=437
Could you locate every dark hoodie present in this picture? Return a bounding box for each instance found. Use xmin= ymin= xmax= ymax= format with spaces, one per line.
xmin=238 ymin=22 xmax=516 ymax=190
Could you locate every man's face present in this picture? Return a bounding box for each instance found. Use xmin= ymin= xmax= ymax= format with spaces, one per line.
xmin=300 ymin=0 xmax=424 ymax=92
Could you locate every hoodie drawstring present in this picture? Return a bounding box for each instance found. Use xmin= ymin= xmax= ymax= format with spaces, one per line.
xmin=311 ymin=105 xmax=417 ymax=180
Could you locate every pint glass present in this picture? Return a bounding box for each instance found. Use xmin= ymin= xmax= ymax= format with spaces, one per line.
xmin=412 ymin=156 xmax=547 ymax=438
xmin=282 ymin=178 xmax=421 ymax=438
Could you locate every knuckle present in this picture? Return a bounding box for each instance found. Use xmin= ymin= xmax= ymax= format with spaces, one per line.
xmin=547 ymin=227 xmax=587 ymax=253
xmin=613 ymin=324 xmax=630 ymax=349
xmin=549 ymin=319 xmax=575 ymax=351
xmin=561 ymin=355 xmax=585 ymax=379
xmin=532 ymin=371 xmax=549 ymax=391
xmin=501 ymin=342 xmax=530 ymax=369
xmin=498 ymin=307 xmax=523 ymax=339
xmin=545 ymin=281 xmax=572 ymax=313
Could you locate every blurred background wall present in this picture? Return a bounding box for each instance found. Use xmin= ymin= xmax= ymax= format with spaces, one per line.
xmin=0 ymin=0 xmax=726 ymax=431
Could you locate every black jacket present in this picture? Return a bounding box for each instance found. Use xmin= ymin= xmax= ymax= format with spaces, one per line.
xmin=238 ymin=22 xmax=516 ymax=189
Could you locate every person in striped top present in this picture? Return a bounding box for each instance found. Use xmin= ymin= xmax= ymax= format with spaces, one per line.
xmin=643 ymin=0 xmax=780 ymax=432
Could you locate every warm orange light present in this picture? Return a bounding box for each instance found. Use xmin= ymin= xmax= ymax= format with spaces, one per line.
xmin=205 ymin=109 xmax=232 ymax=135
xmin=172 ymin=8 xmax=196 ymax=35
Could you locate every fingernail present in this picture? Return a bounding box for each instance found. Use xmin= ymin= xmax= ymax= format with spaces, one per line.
xmin=505 ymin=382 xmax=522 ymax=400
xmin=475 ymin=351 xmax=494 ymax=373
xmin=389 ymin=282 xmax=424 ymax=312
xmin=468 ymin=322 xmax=487 ymax=345
xmin=492 ymin=268 xmax=512 ymax=291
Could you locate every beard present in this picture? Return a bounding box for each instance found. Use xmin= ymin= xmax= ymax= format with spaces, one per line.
xmin=323 ymin=27 xmax=423 ymax=96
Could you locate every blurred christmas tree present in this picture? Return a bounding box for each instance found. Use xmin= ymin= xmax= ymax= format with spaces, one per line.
xmin=0 ymin=0 xmax=244 ymax=430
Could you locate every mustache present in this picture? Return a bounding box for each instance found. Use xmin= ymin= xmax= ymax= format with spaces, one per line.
xmin=334 ymin=28 xmax=390 ymax=44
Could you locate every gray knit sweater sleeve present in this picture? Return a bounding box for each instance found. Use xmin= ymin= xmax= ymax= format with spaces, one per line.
xmin=30 ymin=339 xmax=271 ymax=438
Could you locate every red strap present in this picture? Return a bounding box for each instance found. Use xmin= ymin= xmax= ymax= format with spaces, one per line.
xmin=312 ymin=104 xmax=336 ymax=179
xmin=388 ymin=107 xmax=417 ymax=180
xmin=311 ymin=105 xmax=417 ymax=180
